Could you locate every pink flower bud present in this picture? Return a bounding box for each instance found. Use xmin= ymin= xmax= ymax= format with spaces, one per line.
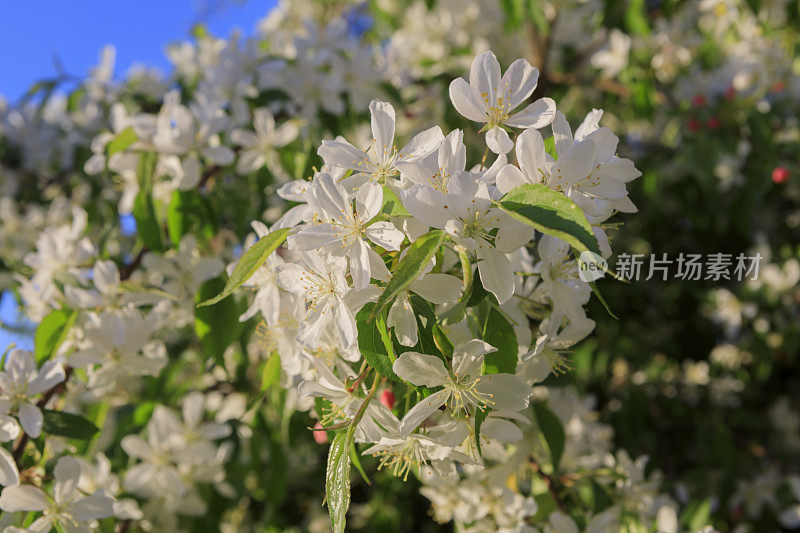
xmin=313 ymin=422 xmax=329 ymax=444
xmin=380 ymin=389 xmax=396 ymax=410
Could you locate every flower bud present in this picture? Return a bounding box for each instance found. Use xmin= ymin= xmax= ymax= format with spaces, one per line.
xmin=313 ymin=422 xmax=329 ymax=444
xmin=380 ymin=389 xmax=396 ymax=410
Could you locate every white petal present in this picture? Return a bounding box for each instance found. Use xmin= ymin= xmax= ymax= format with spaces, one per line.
xmin=349 ymin=239 xmax=371 ymax=290
xmin=387 ymin=296 xmax=419 ymax=347
xmin=369 ymin=101 xmax=396 ymax=163
xmin=469 ymin=51 xmax=501 ymax=106
xmin=93 ymin=260 xmax=120 ymax=295
xmin=364 ymin=222 xmax=405 ymax=251
xmin=476 ymin=242 xmax=514 ymax=305
xmin=398 ymin=389 xmax=449 ymax=436
xmin=506 ymin=97 xmax=556 ymax=128
xmin=355 ymin=181 xmax=383 ymax=222
xmin=53 ymin=456 xmax=81 ymax=504
xmin=313 ymin=172 xmax=350 ymax=220
xmin=481 ymin=418 xmax=523 ymax=443
xmin=409 ymin=274 xmax=462 ymax=304
xmin=18 ymin=403 xmax=43 ymax=438
xmin=551 ymin=111 xmax=573 ymax=155
xmin=182 ymin=391 xmax=204 ymax=429
xmin=400 ymin=126 xmax=444 ymax=160
xmin=495 ymin=164 xmax=530 ymax=196
xmin=287 ymin=223 xmax=339 ymax=252
xmin=448 ymin=78 xmax=486 ymax=122
xmin=502 ymin=59 xmax=540 ymax=110
xmin=392 ymin=352 xmax=449 ymax=387
xmin=0 ymin=485 xmax=49 ymax=512
xmin=318 ymin=139 xmax=367 ymax=171
xmin=400 ymin=186 xmax=450 ymax=229
xmin=516 ymin=127 xmax=548 ymax=180
xmin=551 ymin=139 xmax=597 ymax=186
xmin=5 ymin=349 xmax=35 ymax=381
xmin=485 ymin=126 xmax=513 ymax=155
xmin=495 ymin=224 xmax=535 ymax=253
xmin=121 ymin=435 xmax=151 ymax=459
xmin=475 ymin=374 xmax=531 ymax=411
xmin=27 ymin=359 xmax=65 ymax=396
xmin=71 ymin=493 xmax=115 ymax=521
xmin=334 ymin=299 xmax=358 ymax=349
xmin=0 ymin=447 xmax=19 ymax=487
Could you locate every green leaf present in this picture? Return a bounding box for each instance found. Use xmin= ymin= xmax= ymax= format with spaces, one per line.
xmin=325 ymin=431 xmax=352 ymax=533
xmin=372 ymin=230 xmax=444 ymax=317
xmin=625 ymin=0 xmax=651 ymax=36
xmin=379 ymin=186 xmax=410 ymax=218
xmin=261 ymin=353 xmax=282 ymax=391
xmin=195 ymin=277 xmax=242 ymax=363
xmin=198 ymin=228 xmax=291 ymax=306
xmin=681 ymin=499 xmax=712 ymax=531
xmin=34 ymin=309 xmax=77 ymax=364
xmin=533 ymin=403 xmax=565 ymax=469
xmin=133 ymin=152 xmax=163 ymax=252
xmin=480 ymin=305 xmax=517 ymax=374
xmin=432 ymin=324 xmax=454 ymax=359
xmin=474 ymin=408 xmax=488 ymax=457
xmin=349 ymin=441 xmax=371 ymax=485
xmin=105 ymin=127 xmax=138 ymax=157
xmin=42 ymin=410 xmax=99 ymax=440
xmin=133 ymin=190 xmax=163 ymax=252
xmin=589 ymin=280 xmax=618 ymax=319
xmin=167 ymin=189 xmax=215 ymax=244
xmin=495 ymin=183 xmax=600 ymax=255
xmin=356 ymin=303 xmax=401 ymax=382
xmin=500 ymin=0 xmax=525 ymax=29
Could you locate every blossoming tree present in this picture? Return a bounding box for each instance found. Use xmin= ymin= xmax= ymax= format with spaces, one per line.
xmin=1 ymin=0 xmax=799 ymax=531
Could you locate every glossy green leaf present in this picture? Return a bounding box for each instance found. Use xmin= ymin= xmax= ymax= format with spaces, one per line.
xmin=34 ymin=308 xmax=77 ymax=364
xmin=480 ymin=305 xmax=517 ymax=374
xmin=372 ymin=230 xmax=444 ymax=317
xmin=379 ymin=186 xmax=410 ymax=218
xmin=133 ymin=152 xmax=163 ymax=252
xmin=261 ymin=353 xmax=282 ymax=391
xmin=356 ymin=303 xmax=401 ymax=382
xmin=198 ymin=228 xmax=290 ymax=306
xmin=167 ymin=189 xmax=215 ymax=244
xmin=195 ymin=276 xmax=241 ymax=364
xmin=533 ymin=403 xmax=565 ymax=469
xmin=325 ymin=431 xmax=351 ymax=533
xmin=495 ymin=183 xmax=600 ymax=255
xmin=42 ymin=410 xmax=99 ymax=440
xmin=105 ymin=127 xmax=138 ymax=157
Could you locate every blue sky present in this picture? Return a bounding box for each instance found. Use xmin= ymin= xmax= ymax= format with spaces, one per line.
xmin=0 ymin=0 xmax=278 ymax=351
xmin=0 ymin=0 xmax=277 ymax=101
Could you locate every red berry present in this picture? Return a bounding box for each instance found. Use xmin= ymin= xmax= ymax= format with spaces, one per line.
xmin=692 ymin=94 xmax=707 ymax=107
xmin=688 ymin=118 xmax=702 ymax=132
xmin=772 ymin=81 xmax=786 ymax=93
xmin=380 ymin=389 xmax=396 ymax=410
xmin=707 ymin=116 xmax=721 ymax=129
xmin=772 ymin=166 xmax=790 ymax=184
xmin=724 ymin=86 xmax=736 ymax=100
xmin=312 ymin=421 xmax=328 ymax=444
